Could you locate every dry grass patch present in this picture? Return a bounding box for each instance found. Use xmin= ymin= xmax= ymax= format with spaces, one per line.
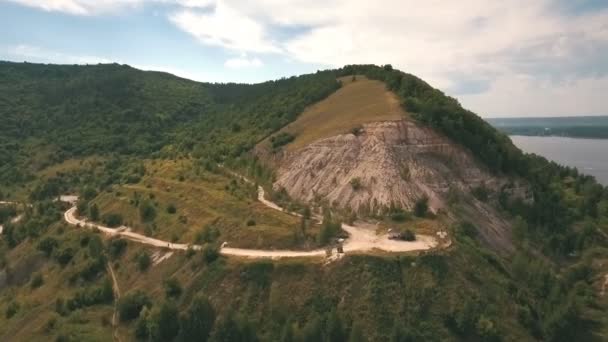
xmin=266 ymin=75 xmax=407 ymax=151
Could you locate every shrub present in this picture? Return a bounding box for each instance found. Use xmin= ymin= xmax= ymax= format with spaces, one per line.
xmin=390 ymin=208 xmax=408 ymax=222
xmin=351 ymin=125 xmax=363 ymax=136
xmin=65 ymin=279 xmax=114 ymax=311
xmin=270 ymin=132 xmax=295 ymax=149
xmin=163 ymin=277 xmax=182 ymax=299
xmin=118 ymin=291 xmax=151 ymax=322
xmin=472 ymin=185 xmax=490 ymax=201
xmin=414 ymin=197 xmax=429 ymax=217
xmin=139 ymin=200 xmax=156 ymax=222
xmin=37 ymin=237 xmax=59 ymax=257
xmin=102 ymin=213 xmax=123 ymax=227
xmin=195 ymin=225 xmax=219 ymax=244
xmin=180 ymin=295 xmax=215 ymax=342
xmin=399 ymin=229 xmax=416 ymax=241
xmin=136 ymin=251 xmax=151 ymax=271
xmin=167 ymin=203 xmax=177 ymax=214
xmin=89 ymin=204 xmax=100 ymax=221
xmin=107 ymin=238 xmax=127 ymax=259
xmin=5 ymin=301 xmax=19 ymax=319
xmin=246 ymin=219 xmax=256 ymax=226
xmin=202 ymin=244 xmax=220 ymax=264
xmin=30 ymin=273 xmax=44 ymax=289
xmin=350 ymin=178 xmax=362 ymax=191
xmin=54 ymin=247 xmax=75 ymax=266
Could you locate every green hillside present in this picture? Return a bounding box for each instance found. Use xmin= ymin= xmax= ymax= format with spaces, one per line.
xmin=1 ymin=62 xmax=608 ymax=342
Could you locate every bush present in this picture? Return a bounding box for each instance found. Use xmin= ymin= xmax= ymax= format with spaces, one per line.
xmin=390 ymin=208 xmax=408 ymax=222
xmin=180 ymin=295 xmax=215 ymax=342
xmin=195 ymin=225 xmax=219 ymax=244
xmin=350 ymin=178 xmax=362 ymax=191
xmin=107 ymin=238 xmax=127 ymax=259
xmin=414 ymin=197 xmax=429 ymax=217
xmin=90 ymin=203 xmax=100 ymax=221
xmin=351 ymin=125 xmax=363 ymax=136
xmin=246 ymin=219 xmax=256 ymax=226
xmin=167 ymin=203 xmax=177 ymax=214
xmin=202 ymin=244 xmax=220 ymax=264
xmin=102 ymin=213 xmax=123 ymax=227
xmin=54 ymin=247 xmax=75 ymax=266
xmin=139 ymin=200 xmax=156 ymax=222
xmin=30 ymin=273 xmax=44 ymax=289
xmin=136 ymin=251 xmax=151 ymax=271
xmin=37 ymin=237 xmax=59 ymax=257
xmin=163 ymin=277 xmax=182 ymax=299
xmin=65 ymin=279 xmax=114 ymax=311
xmin=270 ymin=132 xmax=295 ymax=149
xmin=5 ymin=301 xmax=19 ymax=319
xmin=472 ymin=185 xmax=490 ymax=201
xmin=118 ymin=291 xmax=151 ymax=322
xmin=399 ymin=229 xmax=416 ymax=241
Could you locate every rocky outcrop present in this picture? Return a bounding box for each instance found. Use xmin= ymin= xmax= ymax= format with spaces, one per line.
xmin=273 ymin=119 xmax=500 ymax=214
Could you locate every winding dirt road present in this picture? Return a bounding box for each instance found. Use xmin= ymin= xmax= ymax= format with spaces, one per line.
xmin=59 ymin=171 xmax=441 ymax=259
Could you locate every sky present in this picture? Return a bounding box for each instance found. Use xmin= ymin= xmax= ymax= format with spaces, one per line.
xmin=1 ymin=0 xmax=607 ymax=118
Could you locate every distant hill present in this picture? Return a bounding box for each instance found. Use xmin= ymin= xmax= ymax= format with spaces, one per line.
xmin=487 ymin=116 xmax=608 ymax=138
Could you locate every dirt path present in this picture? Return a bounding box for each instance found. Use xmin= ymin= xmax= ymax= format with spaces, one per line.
xmin=60 ymin=170 xmax=442 ymax=259
xmin=106 ymin=262 xmax=122 ymax=342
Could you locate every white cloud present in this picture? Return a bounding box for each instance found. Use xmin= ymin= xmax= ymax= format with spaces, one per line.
xmin=461 ymin=74 xmax=608 ymax=117
xmin=2 ymin=0 xmax=213 ymax=15
xmin=167 ymin=0 xmax=608 ymax=116
xmin=3 ymin=0 xmax=145 ymax=15
xmin=169 ymin=2 xmax=280 ymax=53
xmin=224 ymin=55 xmax=263 ymax=68
xmin=4 ymin=0 xmax=608 ymax=116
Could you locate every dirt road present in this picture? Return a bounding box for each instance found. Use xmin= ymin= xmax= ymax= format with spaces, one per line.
xmin=60 ymin=171 xmax=440 ymax=259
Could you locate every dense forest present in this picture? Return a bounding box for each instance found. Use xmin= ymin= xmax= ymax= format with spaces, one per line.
xmin=1 ymin=62 xmax=608 ymax=341
xmin=0 ymin=62 xmax=339 ymax=186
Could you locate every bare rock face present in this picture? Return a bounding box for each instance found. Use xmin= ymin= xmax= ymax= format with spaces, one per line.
xmin=274 ymin=120 xmax=497 ymax=213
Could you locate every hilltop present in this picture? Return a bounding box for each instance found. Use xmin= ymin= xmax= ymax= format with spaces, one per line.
xmin=0 ymin=62 xmax=607 ymax=341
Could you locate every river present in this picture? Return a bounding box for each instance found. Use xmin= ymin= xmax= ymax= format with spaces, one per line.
xmin=510 ymin=136 xmax=608 ymax=186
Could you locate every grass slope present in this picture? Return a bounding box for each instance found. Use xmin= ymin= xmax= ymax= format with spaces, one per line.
xmin=90 ymin=159 xmax=323 ymax=250
xmin=269 ymin=75 xmax=406 ymax=151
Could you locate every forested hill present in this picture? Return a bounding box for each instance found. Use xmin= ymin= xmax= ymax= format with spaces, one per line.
xmin=1 ymin=62 xmax=608 ymax=341
xmin=0 ymin=61 xmax=340 ymax=185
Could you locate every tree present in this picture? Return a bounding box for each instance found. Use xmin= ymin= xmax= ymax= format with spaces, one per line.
xmin=37 ymin=237 xmax=58 ymax=257
xmin=202 ymin=244 xmax=220 ymax=264
xmin=155 ymin=301 xmax=180 ymax=342
xmin=214 ymin=311 xmax=258 ymax=342
xmin=118 ymin=291 xmax=151 ymax=322
xmin=102 ymin=213 xmax=123 ymax=227
xmin=326 ymin=310 xmax=346 ymax=342
xmin=139 ymin=200 xmax=156 ymax=222
xmin=350 ymin=178 xmax=362 ymax=191
xmin=136 ymin=251 xmax=151 ymax=271
xmin=163 ymin=277 xmax=182 ymax=299
xmin=179 ymin=296 xmax=215 ymax=342
xmin=90 ymin=203 xmax=100 ymax=221
xmin=167 ymin=203 xmax=177 ymax=214
xmin=349 ymin=321 xmax=365 ymax=342
xmin=414 ymin=197 xmax=428 ymax=217
xmin=300 ymin=317 xmax=322 ymax=342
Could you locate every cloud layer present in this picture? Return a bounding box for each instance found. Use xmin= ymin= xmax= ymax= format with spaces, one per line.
xmin=4 ymin=0 xmax=608 ymax=116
